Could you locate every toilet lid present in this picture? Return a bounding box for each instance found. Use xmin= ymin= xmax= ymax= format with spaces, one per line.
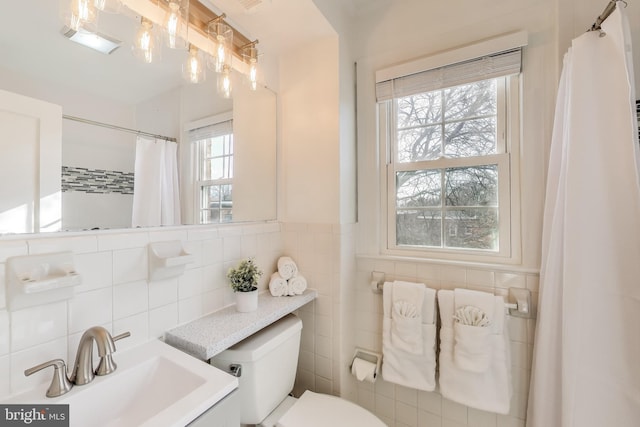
xmin=276 ymin=391 xmax=386 ymax=427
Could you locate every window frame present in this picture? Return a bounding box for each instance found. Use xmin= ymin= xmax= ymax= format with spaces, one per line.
xmin=186 ymin=112 xmax=235 ymax=225
xmin=379 ymin=74 xmax=521 ymax=263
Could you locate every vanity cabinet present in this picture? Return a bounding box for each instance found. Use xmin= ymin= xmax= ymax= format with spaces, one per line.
xmin=188 ymin=389 xmax=240 ymax=427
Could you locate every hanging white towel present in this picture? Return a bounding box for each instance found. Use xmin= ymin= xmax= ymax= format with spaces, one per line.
xmin=453 ymin=305 xmax=492 ymax=373
xmin=382 ymin=281 xmax=437 ymax=391
xmin=438 ymin=289 xmax=512 ymax=414
xmin=390 ymin=281 xmax=425 ymax=354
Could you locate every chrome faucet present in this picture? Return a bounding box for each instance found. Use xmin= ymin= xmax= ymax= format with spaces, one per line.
xmin=70 ymin=326 xmax=130 ymax=386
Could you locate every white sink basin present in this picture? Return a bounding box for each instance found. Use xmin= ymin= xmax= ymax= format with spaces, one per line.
xmin=4 ymin=339 xmax=238 ymax=427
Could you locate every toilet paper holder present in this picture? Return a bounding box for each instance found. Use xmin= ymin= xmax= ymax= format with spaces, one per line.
xmin=350 ymin=348 xmax=382 ymax=380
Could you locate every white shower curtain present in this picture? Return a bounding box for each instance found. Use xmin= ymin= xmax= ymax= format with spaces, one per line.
xmin=527 ymin=5 xmax=640 ymax=427
xmin=132 ymin=136 xmax=181 ymax=227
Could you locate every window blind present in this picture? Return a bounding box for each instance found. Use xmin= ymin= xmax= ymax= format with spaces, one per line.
xmin=376 ymin=48 xmax=522 ymax=102
xmin=188 ymin=119 xmax=233 ymax=142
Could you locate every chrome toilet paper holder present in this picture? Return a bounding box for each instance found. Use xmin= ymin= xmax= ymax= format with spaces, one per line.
xmin=350 ymin=348 xmax=382 ymax=379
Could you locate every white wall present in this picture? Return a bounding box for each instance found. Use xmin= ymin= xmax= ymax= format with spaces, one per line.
xmin=279 ymin=36 xmax=341 ymax=224
xmin=354 ymin=0 xmax=558 ymax=269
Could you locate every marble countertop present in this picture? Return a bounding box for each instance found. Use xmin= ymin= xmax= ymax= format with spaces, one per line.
xmin=164 ymin=289 xmax=317 ymax=360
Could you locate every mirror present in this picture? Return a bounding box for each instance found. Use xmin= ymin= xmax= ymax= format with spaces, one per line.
xmin=0 ymin=0 xmax=277 ymax=234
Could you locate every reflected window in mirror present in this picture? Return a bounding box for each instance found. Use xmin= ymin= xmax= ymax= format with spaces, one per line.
xmin=190 ymin=114 xmax=234 ymax=224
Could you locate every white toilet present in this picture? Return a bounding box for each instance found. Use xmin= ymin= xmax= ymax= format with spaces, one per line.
xmin=211 ymin=313 xmax=386 ymax=427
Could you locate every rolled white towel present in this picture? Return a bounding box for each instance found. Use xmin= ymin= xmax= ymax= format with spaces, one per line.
xmin=277 ymin=256 xmax=298 ymax=280
xmin=288 ymin=274 xmax=307 ymax=295
xmin=269 ymin=272 xmax=289 ymax=297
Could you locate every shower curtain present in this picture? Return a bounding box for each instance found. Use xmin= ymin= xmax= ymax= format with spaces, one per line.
xmin=527 ymin=5 xmax=640 ymax=427
xmin=132 ymin=136 xmax=181 ymax=227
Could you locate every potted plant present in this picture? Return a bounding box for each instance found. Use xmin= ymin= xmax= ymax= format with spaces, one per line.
xmin=227 ymin=258 xmax=262 ymax=312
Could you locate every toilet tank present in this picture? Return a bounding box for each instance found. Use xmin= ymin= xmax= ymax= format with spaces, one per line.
xmin=211 ymin=313 xmax=302 ymax=424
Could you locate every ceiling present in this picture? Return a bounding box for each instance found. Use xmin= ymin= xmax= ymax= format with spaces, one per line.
xmin=0 ymin=0 xmax=335 ymax=105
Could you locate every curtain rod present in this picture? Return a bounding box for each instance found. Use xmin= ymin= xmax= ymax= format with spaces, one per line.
xmin=589 ymin=0 xmax=623 ymax=32
xmin=62 ymin=114 xmax=177 ymax=142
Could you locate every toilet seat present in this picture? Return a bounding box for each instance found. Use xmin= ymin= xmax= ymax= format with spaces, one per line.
xmin=276 ymin=391 xmax=386 ymax=427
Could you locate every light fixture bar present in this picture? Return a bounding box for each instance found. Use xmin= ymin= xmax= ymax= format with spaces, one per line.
xmin=188 ymin=0 xmax=252 ymax=60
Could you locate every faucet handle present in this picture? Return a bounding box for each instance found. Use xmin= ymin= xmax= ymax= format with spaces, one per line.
xmin=113 ymin=331 xmax=131 ymax=344
xmin=25 ymin=359 xmax=73 ymax=398
xmin=96 ymin=331 xmax=130 ymax=377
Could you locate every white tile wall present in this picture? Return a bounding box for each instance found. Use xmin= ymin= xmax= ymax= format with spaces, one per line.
xmin=353 ymin=257 xmax=539 ymax=427
xmin=0 ymin=222 xmax=538 ymax=427
xmin=0 ymin=222 xmax=283 ymax=399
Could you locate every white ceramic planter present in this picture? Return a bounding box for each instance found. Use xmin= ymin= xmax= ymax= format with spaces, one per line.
xmin=235 ymin=289 xmax=258 ymax=312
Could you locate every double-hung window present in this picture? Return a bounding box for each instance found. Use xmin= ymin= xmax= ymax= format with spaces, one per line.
xmin=377 ymin=47 xmax=522 ymax=260
xmin=188 ymin=114 xmax=234 ymax=224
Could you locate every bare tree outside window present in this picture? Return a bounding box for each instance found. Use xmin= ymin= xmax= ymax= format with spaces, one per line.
xmin=394 ymin=79 xmax=500 ymax=250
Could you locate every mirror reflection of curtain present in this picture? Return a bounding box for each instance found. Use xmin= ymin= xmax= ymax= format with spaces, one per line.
xmin=132 ymin=136 xmax=181 ymax=227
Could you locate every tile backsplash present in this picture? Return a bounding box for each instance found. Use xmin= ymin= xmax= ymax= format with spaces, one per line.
xmin=0 ymin=222 xmax=283 ymax=398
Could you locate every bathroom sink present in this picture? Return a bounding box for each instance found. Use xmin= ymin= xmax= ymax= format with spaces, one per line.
xmin=4 ymin=339 xmax=238 ymax=427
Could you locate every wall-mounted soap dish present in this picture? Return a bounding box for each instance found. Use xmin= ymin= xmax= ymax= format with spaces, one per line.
xmin=148 ymin=241 xmax=195 ymax=281
xmin=6 ymin=251 xmax=82 ymax=310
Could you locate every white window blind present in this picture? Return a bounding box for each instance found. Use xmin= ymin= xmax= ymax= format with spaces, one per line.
xmin=188 ymin=119 xmax=233 ymax=142
xmin=376 ymin=48 xmax=522 ymax=102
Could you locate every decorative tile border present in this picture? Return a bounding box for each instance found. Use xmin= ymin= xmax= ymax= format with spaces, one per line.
xmin=62 ymin=166 xmax=134 ymax=194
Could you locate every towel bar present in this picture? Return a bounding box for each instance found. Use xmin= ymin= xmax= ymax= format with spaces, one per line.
xmin=369 ymin=273 xmax=532 ymax=318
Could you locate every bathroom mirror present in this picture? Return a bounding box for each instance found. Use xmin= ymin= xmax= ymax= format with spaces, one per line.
xmin=0 ymin=0 xmax=277 ymax=234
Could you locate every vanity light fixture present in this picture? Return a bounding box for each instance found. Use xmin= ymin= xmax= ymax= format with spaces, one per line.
xmin=160 ymin=0 xmax=189 ymax=49
xmin=207 ymin=16 xmax=233 ymax=73
xmin=132 ymin=17 xmax=159 ymax=63
xmin=62 ymin=26 xmax=122 ymax=54
xmin=242 ymin=40 xmax=259 ymax=90
xmin=183 ymin=44 xmax=206 ymax=83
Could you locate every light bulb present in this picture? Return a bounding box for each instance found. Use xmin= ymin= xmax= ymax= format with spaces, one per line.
xmin=243 ymin=45 xmax=259 ymax=91
xmin=94 ymin=0 xmax=121 ymax=13
xmin=217 ymin=66 xmax=232 ymax=99
xmin=164 ymin=1 xmax=187 ymax=49
xmin=207 ymin=21 xmax=233 ymax=72
xmin=249 ymin=61 xmax=257 ymax=90
xmin=182 ymin=45 xmax=205 ymax=84
xmin=69 ymin=0 xmax=97 ymax=31
xmin=132 ymin=18 xmax=157 ymax=64
xmin=216 ymin=39 xmax=226 ymax=73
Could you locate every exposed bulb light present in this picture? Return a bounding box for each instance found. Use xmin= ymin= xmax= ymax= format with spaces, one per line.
xmin=94 ymin=0 xmax=121 ymax=14
xmin=132 ymin=17 xmax=158 ymax=63
xmin=182 ymin=44 xmax=206 ymax=84
xmin=217 ymin=65 xmax=232 ymax=99
xmin=207 ymin=19 xmax=233 ymax=73
xmin=243 ymin=43 xmax=259 ymax=91
xmin=162 ymin=0 xmax=188 ymax=49
xmin=64 ymin=0 xmax=98 ymax=32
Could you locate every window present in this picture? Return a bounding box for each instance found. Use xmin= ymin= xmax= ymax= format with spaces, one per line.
xmin=377 ymin=48 xmax=521 ymax=259
xmin=189 ymin=115 xmax=234 ymax=224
